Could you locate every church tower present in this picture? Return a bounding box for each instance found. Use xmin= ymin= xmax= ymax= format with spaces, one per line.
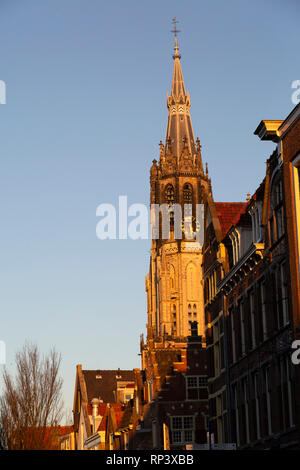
xmin=145 ymin=31 xmax=212 ymax=342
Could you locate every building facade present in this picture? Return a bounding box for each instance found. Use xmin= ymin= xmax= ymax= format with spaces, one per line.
xmin=203 ymin=104 xmax=300 ymax=449
xmin=72 ymin=365 xmax=134 ymax=450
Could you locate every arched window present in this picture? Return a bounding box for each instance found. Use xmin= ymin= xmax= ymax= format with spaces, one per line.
xmin=165 ymin=184 xmax=175 ymax=228
xmin=165 ymin=184 xmax=175 ymax=205
xmin=183 ymin=183 xmax=193 ymax=203
xmin=188 ymin=304 xmax=192 ymax=330
xmin=193 ymin=304 xmax=197 ymax=319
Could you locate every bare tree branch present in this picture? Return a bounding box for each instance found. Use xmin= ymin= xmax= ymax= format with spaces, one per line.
xmin=0 ymin=342 xmax=64 ymax=449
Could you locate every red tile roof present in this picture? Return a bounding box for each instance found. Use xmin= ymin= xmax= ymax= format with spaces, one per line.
xmin=98 ymin=403 xmax=124 ymax=432
xmin=215 ymin=202 xmax=248 ymax=238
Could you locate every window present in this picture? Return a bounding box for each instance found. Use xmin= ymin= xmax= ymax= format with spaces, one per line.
xmin=250 ymin=291 xmax=256 ymax=349
xmin=231 ymin=310 xmax=236 ymax=363
xmin=187 ymin=376 xmax=208 ymax=400
xmin=252 ymin=372 xmax=261 ymax=440
xmin=275 ymin=263 xmax=289 ymax=329
xmin=216 ymin=395 xmax=224 ymax=443
xmin=260 ymin=282 xmax=267 ymax=340
xmin=165 ymin=184 xmax=175 ymax=204
xmin=183 ymin=183 xmax=193 ymax=203
xmin=165 ymin=184 xmax=175 ymax=228
xmin=280 ymin=263 xmax=289 ymax=326
xmin=264 ymin=367 xmax=272 ymax=435
xmin=242 ymin=377 xmax=250 ymax=443
xmin=172 ymin=304 xmax=177 ymax=334
xmin=269 ymin=176 xmax=285 ymax=245
xmin=240 ymin=302 xmax=246 ymax=355
xmin=251 ymin=205 xmax=262 ymax=243
xmin=208 ymin=271 xmax=217 ymax=300
xmin=213 ymin=322 xmax=221 ymax=376
xmin=232 ymin=384 xmax=240 ymax=447
xmin=193 ymin=304 xmax=197 ymax=320
xmin=276 ymin=206 xmax=284 ymax=239
xmin=230 ymin=230 xmax=240 ymax=265
xmin=171 ymin=416 xmax=194 ymax=445
xmin=188 ymin=304 xmax=192 ymax=329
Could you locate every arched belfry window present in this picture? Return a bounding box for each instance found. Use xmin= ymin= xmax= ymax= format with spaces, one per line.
xmin=193 ymin=304 xmax=197 ymax=319
xmin=165 ymin=184 xmax=175 ymax=228
xmin=183 ymin=183 xmax=193 ymax=203
xmin=188 ymin=304 xmax=192 ymax=330
xmin=165 ymin=184 xmax=175 ymax=205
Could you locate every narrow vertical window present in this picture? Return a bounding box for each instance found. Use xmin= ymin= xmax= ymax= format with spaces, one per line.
xmin=243 ymin=378 xmax=250 ymax=443
xmin=172 ymin=304 xmax=177 ymax=334
xmin=265 ymin=367 xmax=272 ymax=435
xmin=231 ymin=311 xmax=236 ymax=363
xmin=183 ymin=183 xmax=193 ymax=203
xmin=240 ymin=302 xmax=245 ymax=355
xmin=261 ymin=282 xmax=267 ymax=340
xmin=193 ymin=304 xmax=197 ymax=320
xmin=253 ymin=372 xmax=261 ymax=440
xmin=250 ymin=291 xmax=256 ymax=349
xmin=280 ymin=263 xmax=289 ymax=325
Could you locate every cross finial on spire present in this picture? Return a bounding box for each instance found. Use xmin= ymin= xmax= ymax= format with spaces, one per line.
xmin=171 ymin=18 xmax=180 ymax=38
xmin=171 ymin=18 xmax=181 ymax=59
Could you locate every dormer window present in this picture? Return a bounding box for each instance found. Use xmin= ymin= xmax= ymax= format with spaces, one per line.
xmin=229 ymin=229 xmax=240 ymax=265
xmin=250 ymin=203 xmax=262 ymax=243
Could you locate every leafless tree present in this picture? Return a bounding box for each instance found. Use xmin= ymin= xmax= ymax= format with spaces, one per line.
xmin=63 ymin=407 xmax=73 ymax=426
xmin=0 ymin=342 xmax=64 ymax=450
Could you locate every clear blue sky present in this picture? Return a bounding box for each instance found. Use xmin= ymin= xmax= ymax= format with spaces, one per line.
xmin=0 ymin=0 xmax=299 ymax=415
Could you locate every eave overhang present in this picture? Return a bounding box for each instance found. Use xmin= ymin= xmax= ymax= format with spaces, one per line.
xmin=218 ymin=243 xmax=265 ymax=295
xmin=254 ymin=120 xmax=284 ymax=142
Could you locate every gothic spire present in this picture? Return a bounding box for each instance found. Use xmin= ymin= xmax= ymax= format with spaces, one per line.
xmin=165 ymin=21 xmax=196 ymax=160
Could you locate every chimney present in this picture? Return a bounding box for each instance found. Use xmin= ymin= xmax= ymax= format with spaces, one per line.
xmin=91 ymin=398 xmax=100 ymax=433
xmin=191 ymin=321 xmax=198 ymax=337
